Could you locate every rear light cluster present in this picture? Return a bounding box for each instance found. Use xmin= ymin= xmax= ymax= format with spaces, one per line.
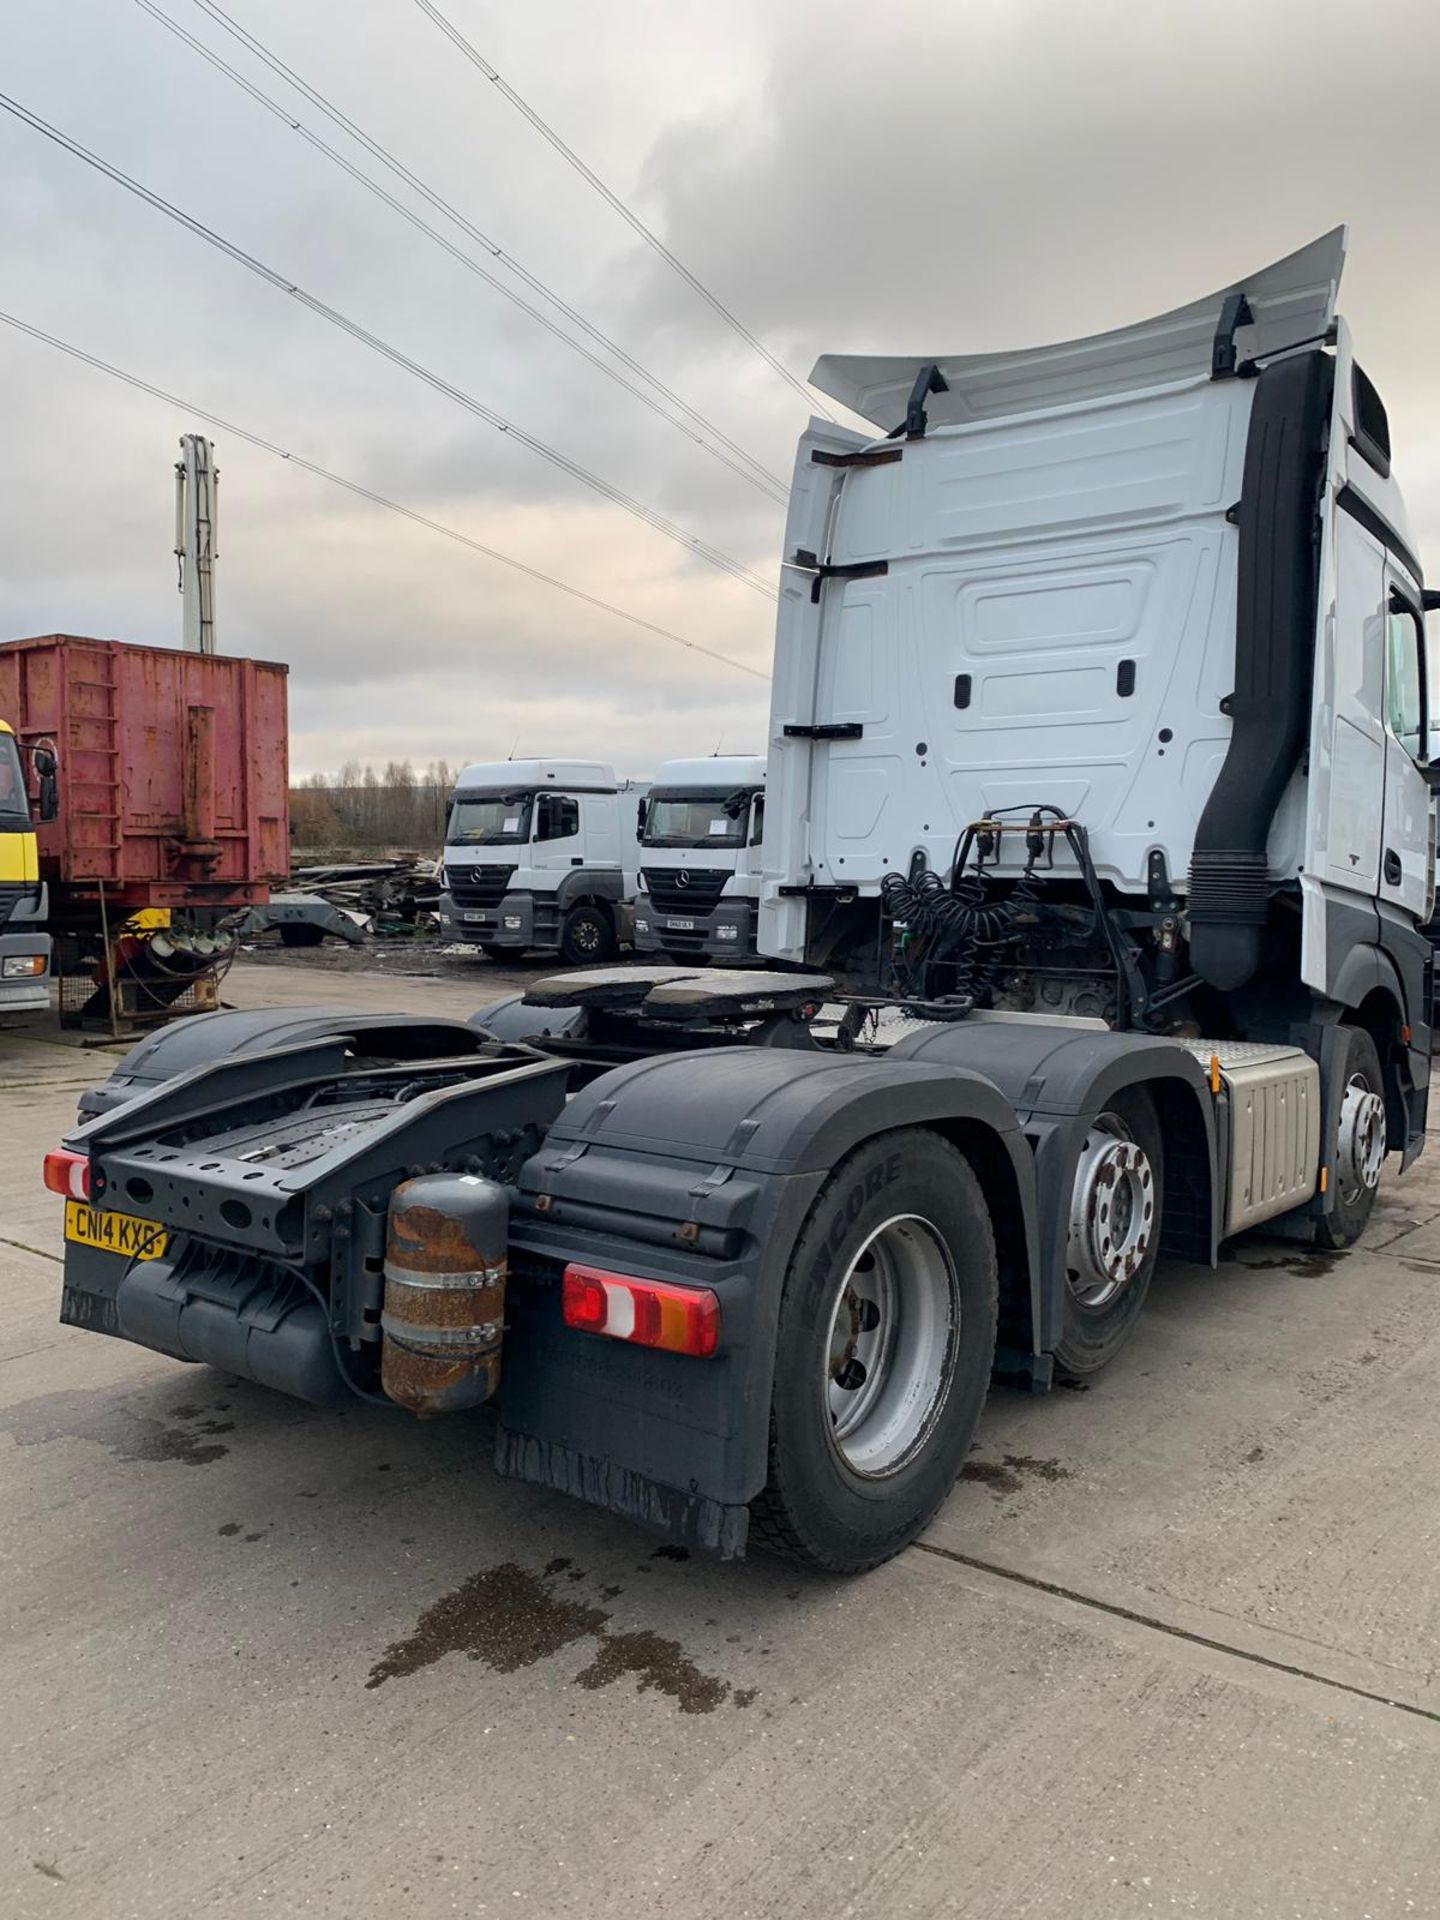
xmin=561 ymin=1263 xmax=719 ymax=1358
xmin=43 ymin=1148 xmax=93 ymax=1201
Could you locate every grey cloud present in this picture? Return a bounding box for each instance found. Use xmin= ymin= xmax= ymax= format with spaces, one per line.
xmin=4 ymin=0 xmax=1438 ymax=786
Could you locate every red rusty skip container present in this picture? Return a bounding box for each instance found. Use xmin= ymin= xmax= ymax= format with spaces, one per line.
xmin=0 ymin=635 xmax=288 ymax=915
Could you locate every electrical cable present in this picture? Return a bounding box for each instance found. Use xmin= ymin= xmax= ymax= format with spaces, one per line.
xmin=0 ymin=89 xmax=777 ymax=600
xmin=289 ymin=1264 xmax=397 ymax=1409
xmin=410 ymin=0 xmax=838 ymax=422
xmin=180 ymin=0 xmax=791 ymax=493
xmin=0 ymin=308 xmax=771 ymax=682
xmin=130 ymin=0 xmax=789 ymax=506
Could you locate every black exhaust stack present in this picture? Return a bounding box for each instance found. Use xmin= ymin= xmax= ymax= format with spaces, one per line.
xmin=1188 ymin=348 xmax=1333 ymax=992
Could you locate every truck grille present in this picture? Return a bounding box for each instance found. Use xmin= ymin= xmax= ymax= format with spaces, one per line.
xmin=447 ymin=865 xmax=516 ymax=909
xmin=642 ymin=867 xmax=729 ymax=915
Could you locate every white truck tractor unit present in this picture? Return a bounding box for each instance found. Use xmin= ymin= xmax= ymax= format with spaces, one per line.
xmin=439 ymin=759 xmax=633 ymax=964
xmin=764 ymin=227 xmax=1434 ymax=1150
xmin=634 ymin=755 xmax=766 ymax=963
xmin=49 ymin=230 xmax=1439 ymax=1576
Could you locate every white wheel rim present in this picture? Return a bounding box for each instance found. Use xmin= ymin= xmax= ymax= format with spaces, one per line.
xmin=1066 ymin=1112 xmax=1156 ymax=1310
xmin=1337 ymin=1071 xmax=1385 ymax=1203
xmin=822 ymin=1213 xmax=961 ymax=1479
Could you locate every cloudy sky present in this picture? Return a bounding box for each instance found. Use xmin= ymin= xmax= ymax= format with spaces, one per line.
xmin=4 ymin=0 xmax=1440 ymax=778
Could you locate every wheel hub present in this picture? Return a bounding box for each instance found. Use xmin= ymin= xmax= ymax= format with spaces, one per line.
xmin=1066 ymin=1119 xmax=1155 ymax=1310
xmin=1337 ymin=1075 xmax=1385 ymax=1200
xmin=823 ymin=1216 xmax=960 ymax=1478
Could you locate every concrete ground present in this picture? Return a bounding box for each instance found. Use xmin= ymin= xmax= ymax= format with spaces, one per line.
xmin=3 ymin=958 xmax=1440 ymax=1918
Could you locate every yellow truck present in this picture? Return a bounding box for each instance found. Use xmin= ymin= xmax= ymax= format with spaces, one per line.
xmin=0 ymin=719 xmax=53 ymax=1014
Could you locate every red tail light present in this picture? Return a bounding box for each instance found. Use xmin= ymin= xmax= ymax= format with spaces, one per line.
xmin=561 ymin=1263 xmax=719 ymax=1358
xmin=43 ymin=1148 xmax=93 ymax=1201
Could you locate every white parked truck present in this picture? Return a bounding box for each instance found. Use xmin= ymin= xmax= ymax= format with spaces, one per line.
xmin=439 ymin=758 xmax=634 ymax=964
xmin=634 ymin=755 xmax=766 ymax=963
xmin=48 ymin=229 xmax=1438 ymax=1573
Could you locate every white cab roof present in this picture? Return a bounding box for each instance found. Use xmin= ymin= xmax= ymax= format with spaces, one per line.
xmin=652 ymin=755 xmax=766 ymax=790
xmin=811 ymin=228 xmax=1347 ymax=429
xmin=454 ymin=759 xmax=617 ymax=791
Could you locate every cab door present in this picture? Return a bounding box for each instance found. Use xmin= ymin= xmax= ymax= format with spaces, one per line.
xmin=1378 ymin=574 xmax=1434 ymax=923
xmin=530 ymin=793 xmax=583 ymax=878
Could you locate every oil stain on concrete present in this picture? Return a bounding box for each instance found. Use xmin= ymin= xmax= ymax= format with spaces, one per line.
xmin=0 ymin=1389 xmax=233 ymax=1465
xmin=366 ymin=1559 xmax=754 ymax=1713
xmin=961 ymin=1453 xmax=1074 ymax=1499
xmin=1236 ymin=1249 xmax=1342 ymax=1278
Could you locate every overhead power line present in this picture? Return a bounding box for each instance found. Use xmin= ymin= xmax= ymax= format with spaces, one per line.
xmin=131 ymin=0 xmax=788 ymax=506
xmin=0 ymin=309 xmax=770 ymax=683
xmin=0 ymin=90 xmax=777 ymax=600
xmin=181 ymin=0 xmax=790 ymax=495
xmin=411 ymin=0 xmax=837 ymax=422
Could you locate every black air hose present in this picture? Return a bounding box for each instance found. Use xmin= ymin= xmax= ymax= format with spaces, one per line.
xmin=881 ymin=862 xmax=1041 ymax=1003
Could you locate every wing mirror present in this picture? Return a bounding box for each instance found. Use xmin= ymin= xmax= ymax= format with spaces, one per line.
xmin=27 ymin=742 xmax=59 ymax=822
xmin=635 ymin=796 xmax=648 ymax=842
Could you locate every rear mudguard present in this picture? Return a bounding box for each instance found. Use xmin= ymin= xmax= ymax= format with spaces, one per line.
xmin=890 ymin=1021 xmax=1220 ymax=1350
xmin=471 ymin=993 xmax=586 ymax=1047
xmin=78 ymin=1005 xmax=494 ymax=1121
xmin=500 ymin=1046 xmax=1040 ymax=1557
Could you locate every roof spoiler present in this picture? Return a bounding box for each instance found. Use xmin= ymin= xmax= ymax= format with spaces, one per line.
xmin=811 ymin=227 xmax=1347 ymax=430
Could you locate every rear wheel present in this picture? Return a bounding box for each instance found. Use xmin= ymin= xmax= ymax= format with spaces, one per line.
xmin=560 ymin=904 xmax=616 ymax=966
xmin=1053 ymin=1086 xmax=1164 ymax=1378
xmin=1315 ymin=1026 xmax=1387 ymax=1249
xmin=751 ymin=1130 xmax=997 ymax=1573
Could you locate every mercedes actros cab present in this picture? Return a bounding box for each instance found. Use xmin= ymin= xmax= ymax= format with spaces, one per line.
xmin=438 ymin=759 xmax=637 ymax=965
xmin=46 ymin=230 xmax=1438 ymax=1574
xmin=634 ymin=754 xmax=765 ymax=963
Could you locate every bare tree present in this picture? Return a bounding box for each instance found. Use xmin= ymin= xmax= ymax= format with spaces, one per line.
xmin=290 ymin=762 xmax=452 ymax=855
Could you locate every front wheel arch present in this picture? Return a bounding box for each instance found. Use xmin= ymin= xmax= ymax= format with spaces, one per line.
xmin=1351 ymin=987 xmax=1408 ymax=1152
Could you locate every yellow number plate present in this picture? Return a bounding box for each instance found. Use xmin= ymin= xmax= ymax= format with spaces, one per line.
xmin=64 ymin=1202 xmax=169 ymax=1262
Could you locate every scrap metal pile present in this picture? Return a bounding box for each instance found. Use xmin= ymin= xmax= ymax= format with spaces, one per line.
xmin=238 ymin=859 xmax=443 ymax=948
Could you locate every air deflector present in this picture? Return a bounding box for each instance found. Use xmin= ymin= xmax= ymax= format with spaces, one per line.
xmin=810 ymin=228 xmax=1346 ymax=429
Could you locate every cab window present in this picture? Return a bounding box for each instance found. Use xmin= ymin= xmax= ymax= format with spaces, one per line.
xmin=1352 ymin=365 xmax=1392 ymax=480
xmin=447 ymin=794 xmax=530 ymax=845
xmin=0 ymin=733 xmax=28 ymax=828
xmin=1385 ymin=596 xmax=1425 ymax=760
xmin=535 ymin=795 xmax=579 ymax=842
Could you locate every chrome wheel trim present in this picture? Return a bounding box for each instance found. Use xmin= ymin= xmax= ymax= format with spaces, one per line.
xmin=1066 ymin=1113 xmax=1156 ymax=1310
xmin=822 ymin=1213 xmax=961 ymax=1479
xmin=1337 ymin=1071 xmax=1385 ymax=1204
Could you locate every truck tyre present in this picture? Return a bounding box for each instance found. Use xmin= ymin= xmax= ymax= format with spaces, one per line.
xmin=1053 ymin=1087 xmax=1164 ymax=1378
xmin=560 ymin=904 xmax=616 ymax=965
xmin=278 ymin=923 xmax=325 ymax=949
xmin=751 ymin=1129 xmax=997 ymax=1574
xmin=1314 ymin=1026 xmax=1387 ymax=1250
